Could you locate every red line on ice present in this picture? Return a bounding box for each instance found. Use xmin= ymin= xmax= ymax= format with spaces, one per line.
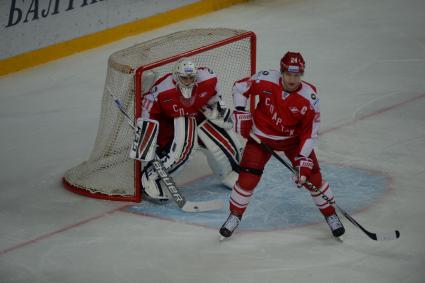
xmin=0 ymin=206 xmax=126 ymax=256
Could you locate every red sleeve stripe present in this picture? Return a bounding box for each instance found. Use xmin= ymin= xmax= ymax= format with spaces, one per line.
xmin=142 ymin=99 xmax=153 ymax=111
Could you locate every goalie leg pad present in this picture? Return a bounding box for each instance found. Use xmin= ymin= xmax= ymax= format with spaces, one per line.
xmin=140 ymin=117 xmax=196 ymax=203
xmin=141 ymin=162 xmax=171 ymax=203
xmin=162 ymin=116 xmax=197 ymax=175
xmin=198 ymin=120 xmax=242 ymax=188
xmin=130 ymin=118 xmax=159 ymax=161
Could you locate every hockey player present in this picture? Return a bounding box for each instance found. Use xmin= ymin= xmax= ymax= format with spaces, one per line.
xmin=220 ymin=52 xmax=345 ymax=238
xmin=130 ymin=58 xmax=241 ymax=203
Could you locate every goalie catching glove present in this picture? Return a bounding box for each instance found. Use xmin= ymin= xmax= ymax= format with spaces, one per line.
xmin=201 ymin=99 xmax=233 ymax=130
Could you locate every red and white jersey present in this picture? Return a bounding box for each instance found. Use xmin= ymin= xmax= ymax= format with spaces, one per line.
xmin=233 ymin=70 xmax=320 ymax=157
xmin=142 ymin=67 xmax=219 ymax=149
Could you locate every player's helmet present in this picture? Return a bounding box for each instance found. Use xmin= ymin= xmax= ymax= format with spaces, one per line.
xmin=280 ymin=52 xmax=305 ymax=74
xmin=173 ymin=58 xmax=197 ymax=98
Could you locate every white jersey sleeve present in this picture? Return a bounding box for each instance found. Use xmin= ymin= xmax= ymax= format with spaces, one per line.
xmin=298 ymin=82 xmax=320 ymax=157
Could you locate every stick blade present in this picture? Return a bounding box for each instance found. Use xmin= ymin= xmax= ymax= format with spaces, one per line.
xmin=372 ymin=230 xmax=400 ymax=241
xmin=181 ymin=199 xmax=224 ymax=212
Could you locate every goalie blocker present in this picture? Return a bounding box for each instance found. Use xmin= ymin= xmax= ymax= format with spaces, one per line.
xmin=133 ymin=116 xmax=242 ymax=203
xmin=129 ymin=118 xmax=159 ymax=161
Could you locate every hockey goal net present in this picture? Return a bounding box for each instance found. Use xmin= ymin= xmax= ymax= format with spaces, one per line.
xmin=63 ymin=28 xmax=256 ymax=202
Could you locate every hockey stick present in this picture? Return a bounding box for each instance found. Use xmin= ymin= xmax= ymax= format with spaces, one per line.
xmin=249 ymin=133 xmax=400 ymax=241
xmin=109 ymin=94 xmax=224 ymax=212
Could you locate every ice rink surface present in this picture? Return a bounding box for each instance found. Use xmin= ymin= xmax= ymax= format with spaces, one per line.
xmin=1 ymin=0 xmax=425 ymax=282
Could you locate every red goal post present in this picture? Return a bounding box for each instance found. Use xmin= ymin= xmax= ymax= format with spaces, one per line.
xmin=63 ymin=28 xmax=256 ymax=202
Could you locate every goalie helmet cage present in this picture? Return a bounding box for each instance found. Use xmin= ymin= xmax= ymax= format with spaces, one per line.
xmin=63 ymin=28 xmax=256 ymax=202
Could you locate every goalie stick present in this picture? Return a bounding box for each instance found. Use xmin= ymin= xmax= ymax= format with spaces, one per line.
xmin=110 ymin=93 xmax=224 ymax=212
xmin=249 ymin=133 xmax=400 ymax=241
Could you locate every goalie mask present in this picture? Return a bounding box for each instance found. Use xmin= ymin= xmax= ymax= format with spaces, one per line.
xmin=173 ymin=58 xmax=197 ymax=99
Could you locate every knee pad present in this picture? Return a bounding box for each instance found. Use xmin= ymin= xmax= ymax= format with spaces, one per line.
xmin=162 ymin=116 xmax=197 ymax=175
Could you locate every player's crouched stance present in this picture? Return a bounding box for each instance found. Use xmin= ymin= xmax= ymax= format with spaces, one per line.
xmin=130 ymin=58 xmax=241 ymax=204
xmin=220 ymin=52 xmax=345 ymax=239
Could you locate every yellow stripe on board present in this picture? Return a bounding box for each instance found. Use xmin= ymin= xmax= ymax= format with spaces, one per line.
xmin=0 ymin=0 xmax=248 ymax=77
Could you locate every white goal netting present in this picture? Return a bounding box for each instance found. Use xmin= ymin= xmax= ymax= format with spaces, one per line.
xmin=63 ymin=28 xmax=256 ymax=201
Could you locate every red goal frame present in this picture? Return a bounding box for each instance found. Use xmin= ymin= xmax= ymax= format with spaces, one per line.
xmin=63 ymin=31 xmax=256 ymax=202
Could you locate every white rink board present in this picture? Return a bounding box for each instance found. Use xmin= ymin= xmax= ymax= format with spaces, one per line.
xmin=0 ymin=0 xmax=197 ymax=59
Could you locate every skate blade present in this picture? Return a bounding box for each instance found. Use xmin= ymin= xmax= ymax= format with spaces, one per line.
xmin=219 ymin=235 xmax=231 ymax=241
xmin=334 ymin=235 xmax=344 ymax=242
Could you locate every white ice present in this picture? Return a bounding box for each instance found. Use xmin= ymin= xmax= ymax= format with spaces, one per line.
xmin=1 ymin=0 xmax=425 ymax=282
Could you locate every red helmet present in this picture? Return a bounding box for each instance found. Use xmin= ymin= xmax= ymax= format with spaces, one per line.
xmin=280 ymin=52 xmax=305 ymax=74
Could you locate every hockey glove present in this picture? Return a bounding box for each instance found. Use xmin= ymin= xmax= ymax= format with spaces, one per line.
xmin=129 ymin=118 xmax=159 ymax=161
xmin=233 ymin=109 xmax=253 ymax=139
xmin=293 ymin=155 xmax=314 ymax=188
xmin=202 ymin=102 xmax=233 ymax=130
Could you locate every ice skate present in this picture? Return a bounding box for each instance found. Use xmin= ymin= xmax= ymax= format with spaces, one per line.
xmin=219 ymin=213 xmax=242 ymax=239
xmin=325 ymin=214 xmax=345 ymax=237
